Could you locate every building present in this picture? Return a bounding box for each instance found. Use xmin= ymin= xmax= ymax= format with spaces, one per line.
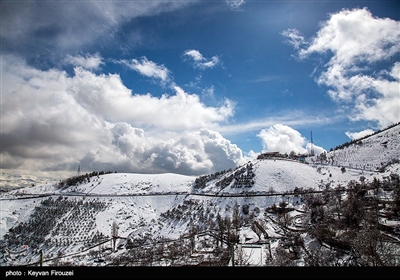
xmin=257 ymin=152 xmax=280 ymax=159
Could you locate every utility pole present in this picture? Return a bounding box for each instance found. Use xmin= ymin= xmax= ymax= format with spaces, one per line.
xmin=231 ymin=245 xmax=235 ymax=267
xmin=111 ymin=221 xmax=118 ymax=252
xmin=39 ymin=250 xmax=43 ymax=267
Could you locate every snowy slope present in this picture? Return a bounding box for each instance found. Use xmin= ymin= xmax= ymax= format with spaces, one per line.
xmin=1 ymin=123 xmax=399 ymax=266
xmin=0 ymin=173 xmax=195 ymax=242
xmin=195 ymin=157 xmax=384 ymax=196
xmin=2 ymin=172 xmax=194 ymax=197
xmin=83 ymin=173 xmax=194 ymax=195
xmin=308 ymin=123 xmax=400 ymax=171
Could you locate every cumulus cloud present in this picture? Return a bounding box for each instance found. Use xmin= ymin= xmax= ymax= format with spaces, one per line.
xmin=64 ymin=53 xmax=104 ymax=70
xmin=0 ymin=54 xmax=242 ymax=180
xmin=120 ymin=57 xmax=171 ymax=85
xmin=345 ymin=129 xmax=375 ymax=141
xmin=258 ymin=124 xmax=307 ymax=154
xmin=183 ymin=49 xmax=220 ymax=69
xmin=282 ymin=8 xmax=400 ymax=129
xmin=103 ymin=125 xmax=244 ymax=175
xmin=257 ymin=124 xmax=325 ymax=155
xmin=33 ymin=63 xmax=233 ymax=130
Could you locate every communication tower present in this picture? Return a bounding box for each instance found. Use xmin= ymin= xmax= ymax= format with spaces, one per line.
xmin=310 ymin=131 xmax=315 ymax=156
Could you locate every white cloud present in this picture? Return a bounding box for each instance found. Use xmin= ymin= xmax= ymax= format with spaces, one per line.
xmin=64 ymin=53 xmax=104 ymax=70
xmin=226 ymin=0 xmax=246 ymax=11
xmin=350 ymin=62 xmax=400 ymax=126
xmin=281 ymin=28 xmax=306 ymax=50
xmin=184 ymin=50 xmax=204 ymax=62
xmin=199 ymin=128 xmax=244 ymax=169
xmin=216 ymin=112 xmax=333 ymax=135
xmin=244 ymin=150 xmax=259 ymax=161
xmin=345 ymin=129 xmax=375 ymax=141
xmin=0 ymin=54 xmax=241 ymax=179
xmin=61 ymin=65 xmax=234 ymax=130
xmin=183 ymin=49 xmax=220 ymax=69
xmin=1 ymin=1 xmax=194 ymax=55
xmin=258 ymin=124 xmax=308 ymax=154
xmin=305 ymin=143 xmax=326 ymax=156
xmin=105 ymin=124 xmax=244 ymax=175
xmin=120 ymin=57 xmax=171 ymax=85
xmin=257 ymin=124 xmax=325 ymax=155
xmin=283 ymin=8 xmax=400 ymax=128
xmin=299 ymin=8 xmax=400 ymax=65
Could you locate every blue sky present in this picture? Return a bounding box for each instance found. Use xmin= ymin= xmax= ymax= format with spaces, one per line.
xmin=1 ymin=0 xmax=399 ymax=181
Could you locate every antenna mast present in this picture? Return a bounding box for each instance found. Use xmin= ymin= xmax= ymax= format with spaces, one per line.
xmin=310 ymin=131 xmax=315 ymax=156
xmin=77 ymin=165 xmax=81 ymax=177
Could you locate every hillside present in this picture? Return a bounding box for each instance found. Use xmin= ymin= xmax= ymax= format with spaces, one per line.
xmin=1 ymin=123 xmax=400 ymax=267
xmin=308 ymin=122 xmax=400 ymax=171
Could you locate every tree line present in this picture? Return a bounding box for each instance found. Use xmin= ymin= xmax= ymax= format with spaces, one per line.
xmin=56 ymin=171 xmax=117 ymax=189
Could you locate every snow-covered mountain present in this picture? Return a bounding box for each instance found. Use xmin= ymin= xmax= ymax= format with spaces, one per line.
xmin=1 ymin=123 xmax=399 ymax=267
xmin=0 ymin=173 xmax=55 ymax=192
xmin=307 ymin=122 xmax=400 ymax=171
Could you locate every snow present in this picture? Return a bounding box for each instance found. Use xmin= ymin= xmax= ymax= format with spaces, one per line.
xmin=251 ymin=159 xmax=358 ymax=192
xmin=0 ymin=199 xmax=40 ymax=240
xmin=308 ymin=123 xmax=400 ymax=171
xmin=78 ymin=173 xmax=195 ymax=195
xmin=0 ymin=172 xmax=56 ymax=191
xmin=2 ymin=172 xmax=195 ymax=197
xmin=0 ymin=124 xmax=399 ymax=266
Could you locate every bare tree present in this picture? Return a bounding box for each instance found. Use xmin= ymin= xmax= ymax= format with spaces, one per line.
xmin=232 ymin=202 xmax=241 ymax=237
